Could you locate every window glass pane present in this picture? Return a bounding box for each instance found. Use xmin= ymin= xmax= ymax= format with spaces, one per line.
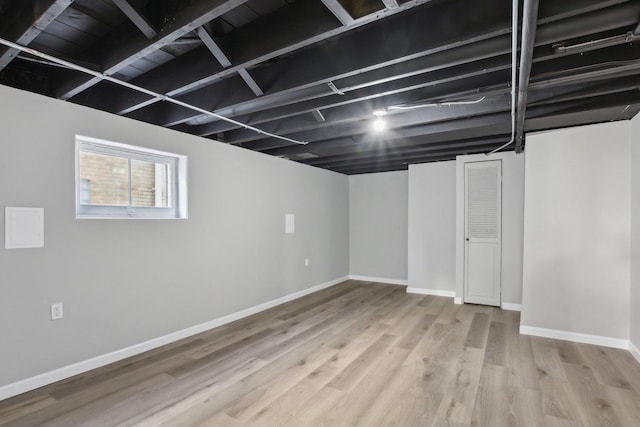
xmin=79 ymin=151 xmax=129 ymax=206
xmin=79 ymin=179 xmax=91 ymax=204
xmin=131 ymin=159 xmax=169 ymax=208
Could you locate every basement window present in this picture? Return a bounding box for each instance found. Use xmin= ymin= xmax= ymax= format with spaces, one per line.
xmin=75 ymin=136 xmax=187 ymax=219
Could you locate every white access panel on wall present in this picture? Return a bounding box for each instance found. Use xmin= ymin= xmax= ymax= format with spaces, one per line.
xmin=464 ymin=160 xmax=502 ymax=306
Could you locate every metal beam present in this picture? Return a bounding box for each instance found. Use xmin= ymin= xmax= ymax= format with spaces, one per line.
xmin=320 ymin=0 xmax=355 ymax=26
xmin=55 ymin=0 xmax=250 ymax=100
xmin=111 ymin=0 xmax=158 ymax=39
xmin=514 ymin=0 xmax=540 ymax=153
xmin=0 ymin=0 xmax=74 ymax=72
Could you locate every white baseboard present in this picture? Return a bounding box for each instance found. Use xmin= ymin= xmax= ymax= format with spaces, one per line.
xmin=0 ymin=276 xmax=349 ymax=402
xmin=406 ymin=287 xmax=456 ymax=298
xmin=630 ymin=342 xmax=640 ymax=365
xmin=349 ymin=275 xmax=408 ymax=286
xmin=454 ymin=297 xmax=462 ymax=305
xmin=519 ymin=325 xmax=629 ymax=350
xmin=501 ymin=303 xmax=522 ymax=312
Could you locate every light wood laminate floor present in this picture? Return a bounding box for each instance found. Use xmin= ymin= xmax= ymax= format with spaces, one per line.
xmin=1 ymin=281 xmax=640 ymax=426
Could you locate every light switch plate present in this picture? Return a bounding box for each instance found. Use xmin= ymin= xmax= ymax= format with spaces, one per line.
xmin=5 ymin=207 xmax=45 ymax=249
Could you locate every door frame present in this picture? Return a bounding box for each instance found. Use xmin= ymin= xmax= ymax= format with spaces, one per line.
xmin=455 ymin=153 xmax=507 ymax=305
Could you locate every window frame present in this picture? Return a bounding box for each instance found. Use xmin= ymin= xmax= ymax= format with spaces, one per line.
xmin=75 ymin=135 xmax=187 ymax=219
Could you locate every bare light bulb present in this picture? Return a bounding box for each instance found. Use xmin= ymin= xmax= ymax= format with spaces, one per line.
xmin=372 ymin=117 xmax=387 ymax=132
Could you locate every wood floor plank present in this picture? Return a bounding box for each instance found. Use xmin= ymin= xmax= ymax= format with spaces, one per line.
xmin=484 ymin=320 xmax=507 ymax=366
xmin=318 ymin=345 xmax=411 ymax=426
xmin=463 ymin=312 xmax=490 ymax=349
xmin=243 ymin=360 xmax=340 ymax=426
xmin=2 ymin=280 xmax=639 ymax=426
xmin=561 ymin=362 xmax=624 ymax=426
xmin=326 ymin=333 xmax=397 ymax=392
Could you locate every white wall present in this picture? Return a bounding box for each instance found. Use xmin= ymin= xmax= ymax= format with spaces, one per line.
xmin=408 ymin=161 xmax=457 ymax=293
xmin=0 ymin=85 xmax=349 ymax=389
xmin=455 ymin=152 xmax=525 ymax=306
xmin=630 ymin=113 xmax=640 ymax=354
xmin=349 ymin=171 xmax=408 ymax=281
xmin=521 ymin=122 xmax=630 ymax=343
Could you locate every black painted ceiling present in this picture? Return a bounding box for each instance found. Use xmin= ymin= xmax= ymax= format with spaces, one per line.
xmin=1 ymin=0 xmax=639 ymax=174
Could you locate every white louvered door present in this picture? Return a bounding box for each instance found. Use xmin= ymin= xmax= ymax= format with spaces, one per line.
xmin=464 ymin=160 xmax=502 ymax=306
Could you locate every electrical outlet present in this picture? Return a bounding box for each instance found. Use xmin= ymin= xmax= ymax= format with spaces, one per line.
xmin=51 ymin=303 xmax=63 ymax=320
xmin=305 ymin=258 xmax=309 ymax=267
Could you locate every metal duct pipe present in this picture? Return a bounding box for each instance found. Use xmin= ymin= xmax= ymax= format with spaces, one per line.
xmin=514 ymin=0 xmax=540 ymax=153
xmin=486 ymin=0 xmax=519 ymax=155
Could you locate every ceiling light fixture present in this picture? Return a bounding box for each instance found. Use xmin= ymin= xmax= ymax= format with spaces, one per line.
xmin=372 ymin=117 xmax=387 ymax=132
xmin=371 ymin=109 xmax=387 ymax=132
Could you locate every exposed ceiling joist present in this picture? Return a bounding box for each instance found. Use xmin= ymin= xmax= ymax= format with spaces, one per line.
xmin=69 ymin=0 xmax=435 ymax=115
xmin=111 ymin=0 xmax=158 ymax=39
xmin=2 ymin=0 xmax=638 ymax=174
xmin=320 ymin=0 xmax=355 ymax=26
xmin=237 ymin=68 xmax=263 ymax=96
xmin=0 ymin=0 xmax=74 ymax=71
xmin=312 ymin=110 xmax=326 ymax=122
xmin=196 ymin=26 xmax=232 ymax=67
xmin=55 ymin=0 xmax=250 ymax=100
xmin=122 ymin=0 xmax=640 ymax=135
xmin=196 ymin=25 xmax=262 ymax=96
xmin=381 ymin=0 xmax=400 ymax=9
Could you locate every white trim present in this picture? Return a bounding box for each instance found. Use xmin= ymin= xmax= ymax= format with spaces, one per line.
xmin=348 ymin=275 xmax=408 ymax=286
xmin=501 ymin=302 xmax=522 ymax=311
xmin=454 ymin=297 xmax=463 ymax=304
xmin=0 ymin=276 xmax=349 ymax=401
xmin=406 ymin=287 xmax=455 ymax=298
xmin=519 ymin=325 xmax=629 ymax=350
xmin=630 ymin=342 xmax=640 ymax=365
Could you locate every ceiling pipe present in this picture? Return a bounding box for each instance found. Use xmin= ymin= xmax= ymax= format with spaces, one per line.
xmin=0 ymin=37 xmax=308 ymax=146
xmin=514 ymin=0 xmax=540 ymax=153
xmin=553 ymin=31 xmax=639 ymax=55
xmin=486 ymin=0 xmax=519 ymax=155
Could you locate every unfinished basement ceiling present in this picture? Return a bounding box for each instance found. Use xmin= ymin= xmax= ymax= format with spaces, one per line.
xmin=1 ymin=0 xmax=639 ymax=174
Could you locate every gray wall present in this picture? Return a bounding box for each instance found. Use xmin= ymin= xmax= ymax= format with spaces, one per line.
xmin=0 ymin=85 xmax=349 ymax=387
xmin=521 ymin=122 xmax=630 ymax=340
xmin=631 ymin=113 xmax=640 ymax=350
xmin=348 ymin=171 xmax=408 ymax=280
xmin=408 ymin=161 xmax=457 ymax=292
xmin=408 ymin=154 xmax=524 ymax=305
